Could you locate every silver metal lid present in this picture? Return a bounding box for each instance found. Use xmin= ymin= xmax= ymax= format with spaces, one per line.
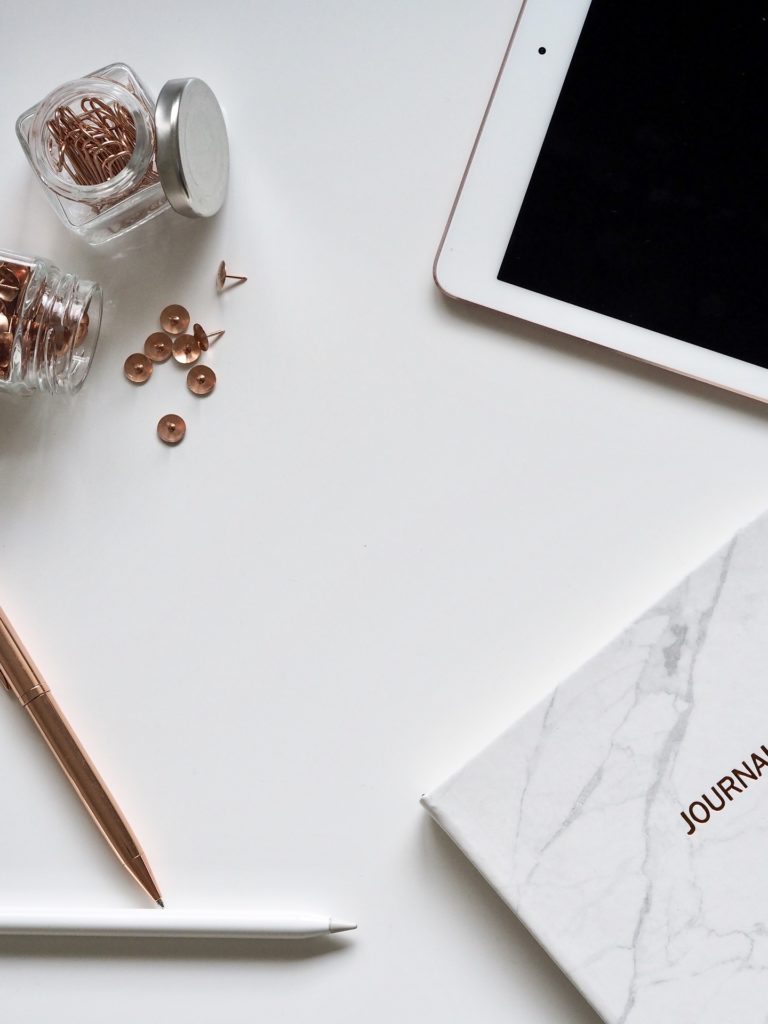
xmin=155 ymin=78 xmax=229 ymax=219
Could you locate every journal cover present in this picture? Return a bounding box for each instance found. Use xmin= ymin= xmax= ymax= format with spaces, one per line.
xmin=423 ymin=511 xmax=768 ymax=1024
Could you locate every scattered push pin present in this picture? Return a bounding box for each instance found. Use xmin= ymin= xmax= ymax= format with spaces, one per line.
xmin=160 ymin=304 xmax=190 ymax=335
xmin=187 ymin=365 xmax=216 ymax=396
xmin=216 ymin=261 xmax=247 ymax=292
xmin=192 ymin=323 xmax=225 ymax=353
xmin=144 ymin=332 xmax=173 ymax=363
xmin=157 ymin=413 xmax=186 ymax=446
xmin=123 ymin=352 xmax=153 ymax=384
xmin=171 ymin=334 xmax=202 ymax=365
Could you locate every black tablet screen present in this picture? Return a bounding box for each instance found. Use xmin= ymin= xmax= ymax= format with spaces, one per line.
xmin=498 ymin=1 xmax=768 ymax=367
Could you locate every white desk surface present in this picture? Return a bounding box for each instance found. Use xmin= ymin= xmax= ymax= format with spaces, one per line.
xmin=2 ymin=3 xmax=768 ymax=1022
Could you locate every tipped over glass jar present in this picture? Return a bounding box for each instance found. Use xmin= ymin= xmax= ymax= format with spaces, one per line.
xmin=0 ymin=250 xmax=101 ymax=396
xmin=16 ymin=63 xmax=229 ymax=245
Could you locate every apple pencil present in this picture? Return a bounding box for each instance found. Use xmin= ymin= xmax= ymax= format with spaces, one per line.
xmin=0 ymin=910 xmax=357 ymax=940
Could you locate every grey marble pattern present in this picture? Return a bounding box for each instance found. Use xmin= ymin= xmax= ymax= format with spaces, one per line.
xmin=424 ymin=511 xmax=768 ymax=1023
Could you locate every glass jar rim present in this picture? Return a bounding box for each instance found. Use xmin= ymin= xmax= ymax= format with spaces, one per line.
xmin=28 ymin=77 xmax=155 ymax=204
xmin=64 ymin=281 xmax=102 ymax=393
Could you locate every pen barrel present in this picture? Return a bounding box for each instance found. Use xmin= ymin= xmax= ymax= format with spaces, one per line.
xmin=0 ymin=604 xmax=161 ymax=904
xmin=0 ymin=911 xmax=337 ymax=939
xmin=22 ymin=693 xmax=162 ymax=904
xmin=0 ymin=605 xmax=50 ymax=705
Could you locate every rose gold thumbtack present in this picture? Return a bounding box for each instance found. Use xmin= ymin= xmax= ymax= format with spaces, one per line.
xmin=123 ymin=352 xmax=153 ymax=384
xmin=144 ymin=332 xmax=173 ymax=363
xmin=187 ymin=365 xmax=216 ymax=396
xmin=192 ymin=323 xmax=225 ymax=353
xmin=76 ymin=313 xmax=90 ymax=344
xmin=157 ymin=413 xmax=186 ymax=446
xmin=0 ymin=271 xmax=20 ymax=305
xmin=0 ymin=332 xmax=12 ymax=377
xmin=216 ymin=261 xmax=247 ymax=292
xmin=160 ymin=304 xmax=190 ymax=335
xmin=51 ymin=326 xmax=74 ymax=356
xmin=171 ymin=334 xmax=202 ymax=365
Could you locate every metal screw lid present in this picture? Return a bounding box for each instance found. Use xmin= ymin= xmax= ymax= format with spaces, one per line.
xmin=155 ymin=78 xmax=229 ymax=219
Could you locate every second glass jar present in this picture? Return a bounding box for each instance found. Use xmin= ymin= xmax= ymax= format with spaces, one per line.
xmin=0 ymin=249 xmax=101 ymax=396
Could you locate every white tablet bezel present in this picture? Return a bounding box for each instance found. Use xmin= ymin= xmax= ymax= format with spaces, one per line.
xmin=435 ymin=0 xmax=768 ymax=403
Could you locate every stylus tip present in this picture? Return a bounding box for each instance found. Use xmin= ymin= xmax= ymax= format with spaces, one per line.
xmin=329 ymin=919 xmax=357 ymax=933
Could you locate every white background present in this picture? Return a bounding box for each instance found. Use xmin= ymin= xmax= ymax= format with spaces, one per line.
xmin=1 ymin=3 xmax=767 ymax=1022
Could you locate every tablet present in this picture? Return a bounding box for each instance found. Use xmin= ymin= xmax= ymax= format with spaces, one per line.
xmin=435 ymin=0 xmax=768 ymax=402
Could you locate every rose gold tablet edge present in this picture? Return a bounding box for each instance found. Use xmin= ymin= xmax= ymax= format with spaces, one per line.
xmin=432 ymin=1 xmax=768 ymax=407
xmin=432 ymin=0 xmax=530 ymax=297
xmin=446 ymin=291 xmax=768 ymax=407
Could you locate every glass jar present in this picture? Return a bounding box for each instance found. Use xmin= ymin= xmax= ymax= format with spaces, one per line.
xmin=16 ymin=63 xmax=229 ymax=246
xmin=0 ymin=250 xmax=101 ymax=396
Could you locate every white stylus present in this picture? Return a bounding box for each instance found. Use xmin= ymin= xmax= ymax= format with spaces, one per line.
xmin=0 ymin=910 xmax=357 ymax=940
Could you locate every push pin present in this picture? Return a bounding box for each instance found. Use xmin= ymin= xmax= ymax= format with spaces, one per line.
xmin=144 ymin=332 xmax=173 ymax=363
xmin=0 ymin=267 xmax=20 ymax=305
xmin=76 ymin=313 xmax=90 ymax=344
xmin=51 ymin=326 xmax=74 ymax=357
xmin=187 ymin=365 xmax=216 ymax=396
xmin=0 ymin=332 xmax=12 ymax=377
xmin=171 ymin=334 xmax=202 ymax=365
xmin=157 ymin=413 xmax=186 ymax=446
xmin=216 ymin=261 xmax=247 ymax=292
xmin=160 ymin=304 xmax=190 ymax=335
xmin=192 ymin=324 xmax=225 ymax=353
xmin=123 ymin=352 xmax=153 ymax=384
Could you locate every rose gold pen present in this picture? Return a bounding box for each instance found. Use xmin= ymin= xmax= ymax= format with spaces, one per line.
xmin=0 ymin=605 xmax=163 ymax=907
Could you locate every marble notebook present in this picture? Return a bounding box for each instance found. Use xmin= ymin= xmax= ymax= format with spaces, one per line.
xmin=423 ymin=511 xmax=768 ymax=1024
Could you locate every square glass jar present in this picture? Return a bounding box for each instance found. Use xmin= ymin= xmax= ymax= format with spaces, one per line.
xmin=17 ymin=64 xmax=169 ymax=245
xmin=16 ymin=63 xmax=229 ymax=246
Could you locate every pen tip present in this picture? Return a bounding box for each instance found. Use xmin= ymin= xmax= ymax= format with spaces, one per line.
xmin=156 ymin=899 xmax=165 ymax=909
xmin=329 ymin=919 xmax=357 ymax=933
